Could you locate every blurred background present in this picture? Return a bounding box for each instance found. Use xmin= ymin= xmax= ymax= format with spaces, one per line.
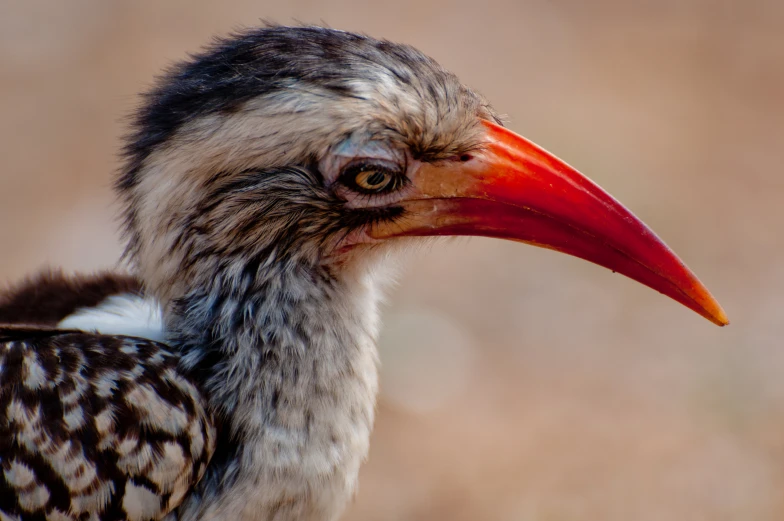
xmin=1 ymin=0 xmax=782 ymax=519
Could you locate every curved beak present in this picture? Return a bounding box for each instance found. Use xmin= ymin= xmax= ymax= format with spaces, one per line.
xmin=370 ymin=120 xmax=728 ymax=326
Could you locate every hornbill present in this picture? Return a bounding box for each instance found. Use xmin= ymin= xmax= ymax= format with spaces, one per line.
xmin=0 ymin=26 xmax=727 ymax=521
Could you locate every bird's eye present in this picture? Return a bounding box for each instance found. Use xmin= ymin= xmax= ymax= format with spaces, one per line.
xmin=340 ymin=163 xmax=404 ymax=194
xmin=355 ymin=169 xmax=392 ymax=192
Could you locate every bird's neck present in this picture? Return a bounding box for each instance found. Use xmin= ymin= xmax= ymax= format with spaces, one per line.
xmin=168 ymin=262 xmax=381 ymax=521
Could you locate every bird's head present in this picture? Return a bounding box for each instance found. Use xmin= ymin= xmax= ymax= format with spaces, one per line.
xmin=117 ymin=25 xmax=727 ymax=326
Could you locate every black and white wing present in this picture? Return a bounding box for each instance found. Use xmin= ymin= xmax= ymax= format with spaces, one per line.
xmin=0 ymin=327 xmax=216 ymax=521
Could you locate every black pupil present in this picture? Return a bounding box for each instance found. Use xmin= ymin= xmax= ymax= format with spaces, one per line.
xmin=365 ymin=171 xmax=387 ymax=186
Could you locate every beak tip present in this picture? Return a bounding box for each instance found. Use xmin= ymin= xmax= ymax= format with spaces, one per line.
xmin=700 ymin=298 xmax=729 ymax=327
xmin=712 ymin=309 xmax=730 ymax=327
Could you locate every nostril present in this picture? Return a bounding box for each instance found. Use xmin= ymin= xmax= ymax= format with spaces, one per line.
xmin=459 ymin=154 xmax=472 ymax=162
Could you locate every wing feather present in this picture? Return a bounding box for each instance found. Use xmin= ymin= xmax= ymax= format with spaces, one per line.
xmin=0 ymin=327 xmax=215 ymax=521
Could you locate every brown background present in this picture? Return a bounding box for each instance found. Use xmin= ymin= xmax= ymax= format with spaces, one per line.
xmin=1 ymin=1 xmax=782 ymax=519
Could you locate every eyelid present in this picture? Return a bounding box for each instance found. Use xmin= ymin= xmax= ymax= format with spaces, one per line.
xmin=341 ymin=156 xmax=402 ymax=172
xmin=333 ymin=139 xmax=403 ymax=164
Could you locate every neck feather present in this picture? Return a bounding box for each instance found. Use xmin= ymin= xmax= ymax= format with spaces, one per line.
xmin=169 ymin=261 xmax=381 ymax=428
xmin=167 ymin=260 xmax=382 ymax=520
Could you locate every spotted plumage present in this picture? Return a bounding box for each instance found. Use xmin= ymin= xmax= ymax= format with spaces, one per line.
xmin=0 ymin=327 xmax=214 ymax=520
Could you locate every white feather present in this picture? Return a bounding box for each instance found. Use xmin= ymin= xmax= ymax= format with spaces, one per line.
xmin=58 ymin=294 xmax=166 ymax=343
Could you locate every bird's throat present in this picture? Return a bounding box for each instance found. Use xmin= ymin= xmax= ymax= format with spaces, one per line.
xmin=168 ymin=264 xmax=381 ymax=521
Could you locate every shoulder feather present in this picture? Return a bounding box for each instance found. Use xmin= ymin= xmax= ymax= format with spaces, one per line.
xmin=0 ymin=270 xmax=142 ymax=327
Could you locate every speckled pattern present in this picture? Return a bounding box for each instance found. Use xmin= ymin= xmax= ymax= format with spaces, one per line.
xmin=0 ymin=327 xmax=215 ymax=520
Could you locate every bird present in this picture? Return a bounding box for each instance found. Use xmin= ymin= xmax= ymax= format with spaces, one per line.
xmin=0 ymin=25 xmax=728 ymax=521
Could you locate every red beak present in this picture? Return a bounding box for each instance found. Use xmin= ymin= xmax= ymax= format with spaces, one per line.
xmin=370 ymin=120 xmax=728 ymax=326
